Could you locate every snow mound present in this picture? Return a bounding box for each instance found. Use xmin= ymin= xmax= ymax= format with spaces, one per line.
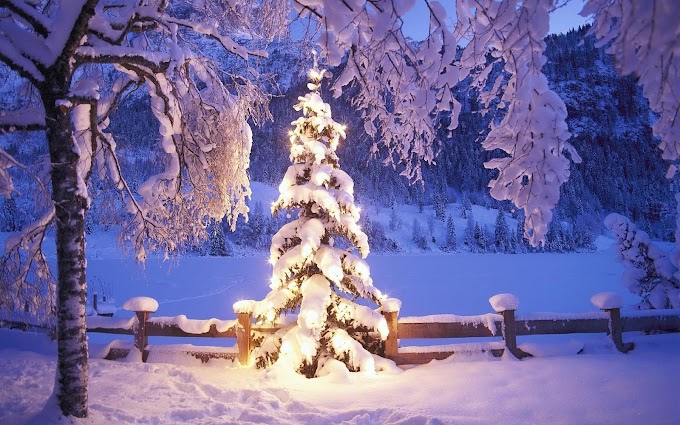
xmin=122 ymin=297 xmax=159 ymax=313
xmin=590 ymin=292 xmax=623 ymax=310
xmin=489 ymin=293 xmax=519 ymax=312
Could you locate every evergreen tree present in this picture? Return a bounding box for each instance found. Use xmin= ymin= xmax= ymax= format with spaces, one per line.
xmin=475 ymin=223 xmax=488 ymax=252
xmin=433 ymin=191 xmax=447 ymax=222
xmin=209 ymin=220 xmax=228 ymax=256
xmin=250 ymin=201 xmax=267 ymax=249
xmin=443 ymin=214 xmax=457 ymax=252
xmin=412 ymin=218 xmax=429 ymax=250
xmin=237 ymin=68 xmax=393 ymax=377
xmin=464 ymin=215 xmax=476 ymax=250
xmin=509 ymin=231 xmax=518 ymax=254
xmin=494 ymin=210 xmax=510 ymax=253
xmin=461 ymin=193 xmax=472 ymax=219
xmin=574 ymin=214 xmax=596 ymax=250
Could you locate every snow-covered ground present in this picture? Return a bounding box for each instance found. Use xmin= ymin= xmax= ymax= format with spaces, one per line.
xmin=3 ymin=243 xmax=680 ymax=424
xmin=2 ymin=182 xmax=679 ymax=424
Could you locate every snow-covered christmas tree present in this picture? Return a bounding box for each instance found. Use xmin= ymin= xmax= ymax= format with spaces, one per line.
xmin=235 ymin=65 xmax=398 ymax=377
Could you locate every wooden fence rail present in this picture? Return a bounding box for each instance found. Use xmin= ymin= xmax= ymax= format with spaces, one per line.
xmin=4 ymin=292 xmax=680 ymax=367
xmin=381 ymin=293 xmax=680 ymax=365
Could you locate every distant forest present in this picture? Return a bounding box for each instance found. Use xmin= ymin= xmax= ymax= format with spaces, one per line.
xmin=248 ymin=26 xmax=674 ymax=242
xmin=0 ymin=26 xmax=674 ymax=253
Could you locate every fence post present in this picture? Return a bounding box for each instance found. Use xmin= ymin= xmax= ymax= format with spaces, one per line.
xmin=489 ymin=293 xmax=531 ymax=359
xmin=383 ymin=311 xmax=399 ymax=359
xmin=381 ymin=298 xmax=402 ymax=361
xmin=500 ymin=309 xmax=531 ymax=359
xmin=237 ymin=312 xmax=251 ymax=365
xmin=590 ymin=292 xmax=634 ymax=353
xmin=134 ymin=310 xmax=150 ymax=362
xmin=604 ymin=307 xmax=634 ymax=353
xmin=121 ymin=297 xmax=159 ymax=363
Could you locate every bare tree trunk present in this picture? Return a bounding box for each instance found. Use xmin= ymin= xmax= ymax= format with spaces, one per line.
xmin=42 ymin=89 xmax=89 ymax=418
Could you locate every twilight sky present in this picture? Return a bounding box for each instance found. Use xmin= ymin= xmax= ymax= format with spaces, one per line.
xmin=402 ymin=0 xmax=589 ymax=40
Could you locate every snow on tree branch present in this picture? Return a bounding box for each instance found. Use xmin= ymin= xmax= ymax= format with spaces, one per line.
xmin=294 ymin=0 xmax=463 ymax=182
xmin=456 ymin=0 xmax=580 ymax=246
xmin=0 ymin=0 xmax=290 ymax=334
xmin=0 ymin=207 xmax=55 ymax=325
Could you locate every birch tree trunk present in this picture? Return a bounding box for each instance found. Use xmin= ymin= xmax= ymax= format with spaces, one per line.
xmin=41 ymin=85 xmax=90 ymax=418
xmin=38 ymin=3 xmax=97 ymax=416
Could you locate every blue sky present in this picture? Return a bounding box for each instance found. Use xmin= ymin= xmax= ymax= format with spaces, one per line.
xmin=402 ymin=0 xmax=589 ymax=40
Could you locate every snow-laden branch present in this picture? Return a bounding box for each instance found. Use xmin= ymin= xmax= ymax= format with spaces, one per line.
xmin=0 ymin=0 xmax=50 ymax=37
xmin=0 ymin=107 xmax=45 ymax=131
xmin=0 ymin=207 xmax=55 ymax=324
xmin=295 ymin=0 xmax=463 ymax=182
xmin=457 ymin=0 xmax=580 ymax=246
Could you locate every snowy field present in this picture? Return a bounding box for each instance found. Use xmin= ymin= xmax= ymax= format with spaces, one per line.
xmin=2 ymin=240 xmax=680 ymax=424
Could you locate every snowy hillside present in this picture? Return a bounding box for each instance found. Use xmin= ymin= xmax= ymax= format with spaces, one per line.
xmin=224 ymin=182 xmax=593 ymax=256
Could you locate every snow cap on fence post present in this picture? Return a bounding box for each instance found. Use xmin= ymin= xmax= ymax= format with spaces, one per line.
xmin=489 ymin=293 xmax=519 ymax=313
xmin=233 ymin=300 xmax=255 ymax=314
xmin=121 ymin=296 xmax=159 ymax=313
xmin=590 ymin=292 xmax=623 ymax=310
xmin=380 ymin=298 xmax=402 ymax=314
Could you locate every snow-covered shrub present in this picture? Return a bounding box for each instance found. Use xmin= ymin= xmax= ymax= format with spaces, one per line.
xmin=604 ymin=213 xmax=680 ymax=309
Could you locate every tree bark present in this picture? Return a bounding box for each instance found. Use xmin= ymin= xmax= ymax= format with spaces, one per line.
xmin=42 ymin=88 xmax=90 ymax=418
xmin=37 ymin=2 xmax=98 ymax=417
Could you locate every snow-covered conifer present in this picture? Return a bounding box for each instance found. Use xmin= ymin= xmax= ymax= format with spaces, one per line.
xmin=209 ymin=220 xmax=228 ymax=257
xmin=495 ymin=210 xmax=510 ymax=253
xmin=237 ymin=67 xmax=393 ymax=377
xmin=461 ymin=193 xmax=472 ymax=219
xmin=444 ymin=215 xmax=457 ymax=252
xmin=475 ymin=223 xmax=488 ymax=252
xmin=604 ymin=213 xmax=680 ymax=309
xmin=433 ymin=192 xmax=447 ymax=222
xmin=413 ymin=219 xmax=429 ymax=251
xmin=464 ymin=215 xmax=476 ymax=249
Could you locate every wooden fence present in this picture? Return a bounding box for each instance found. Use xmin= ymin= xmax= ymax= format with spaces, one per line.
xmin=3 ymin=293 xmax=680 ymax=366
xmin=382 ymin=306 xmax=680 ymax=365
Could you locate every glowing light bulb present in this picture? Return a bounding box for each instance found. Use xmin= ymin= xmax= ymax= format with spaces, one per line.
xmin=309 ymin=68 xmax=323 ymax=82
